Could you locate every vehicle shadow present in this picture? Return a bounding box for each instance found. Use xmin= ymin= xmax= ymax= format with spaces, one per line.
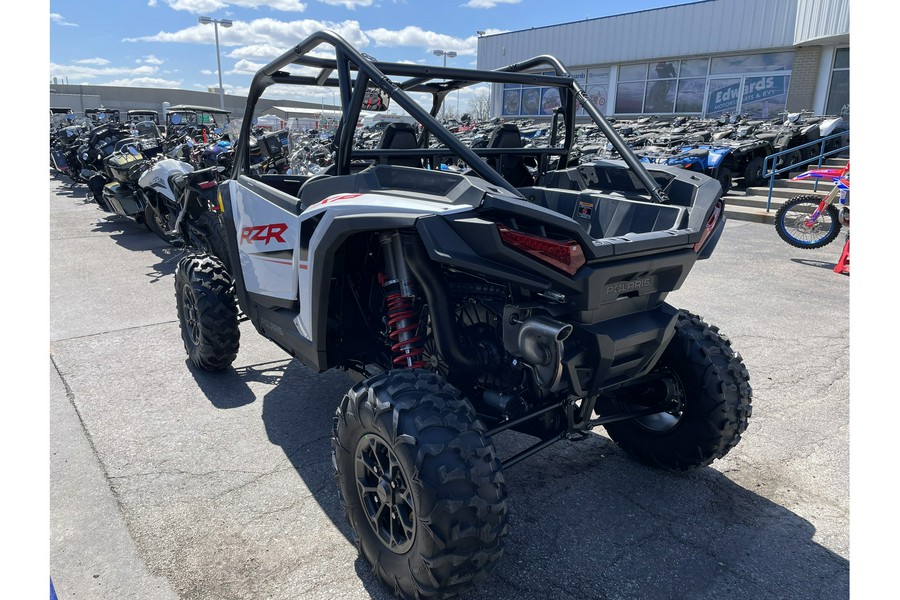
xmin=89 ymin=217 xmax=184 ymax=283
xmin=790 ymin=257 xmax=840 ymax=271
xmin=251 ymin=360 xmax=849 ymax=600
xmin=188 ymin=358 xmax=288 ymax=410
xmin=52 ymin=182 xmax=92 ymax=200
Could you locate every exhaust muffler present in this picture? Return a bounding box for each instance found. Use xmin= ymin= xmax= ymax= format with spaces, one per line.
xmin=503 ymin=308 xmax=573 ymax=389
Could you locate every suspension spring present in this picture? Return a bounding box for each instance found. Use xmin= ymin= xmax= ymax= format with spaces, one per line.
xmin=379 ymin=232 xmax=426 ymax=369
xmin=384 ymin=289 xmax=426 ymax=369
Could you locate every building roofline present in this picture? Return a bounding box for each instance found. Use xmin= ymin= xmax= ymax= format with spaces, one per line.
xmin=480 ymin=0 xmax=714 ymax=39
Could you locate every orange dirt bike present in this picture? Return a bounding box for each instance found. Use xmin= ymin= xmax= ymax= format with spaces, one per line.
xmin=774 ymin=162 xmax=849 ymax=249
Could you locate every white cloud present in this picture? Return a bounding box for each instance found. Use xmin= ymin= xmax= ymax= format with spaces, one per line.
xmin=76 ymin=58 xmax=111 ymax=65
xmin=105 ymin=76 xmax=184 ymax=88
xmin=227 ymin=59 xmax=265 ymax=75
xmin=50 ymin=13 xmax=78 ymax=27
xmin=124 ymin=18 xmax=368 ymax=50
xmin=463 ymin=0 xmax=521 ymax=8
xmin=318 ymin=0 xmax=373 ymax=8
xmin=227 ymin=44 xmax=287 ymax=60
xmin=50 ymin=62 xmax=159 ymax=81
xmin=157 ymin=0 xmax=306 ymax=13
xmin=364 ymin=25 xmax=478 ymax=56
xmin=200 ymin=69 xmax=216 ymax=75
xmin=139 ymin=55 xmax=165 ymax=65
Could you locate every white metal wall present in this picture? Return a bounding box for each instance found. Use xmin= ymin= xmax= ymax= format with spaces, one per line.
xmin=476 ymin=0 xmax=801 ymax=71
xmin=794 ymin=0 xmax=850 ymax=43
xmin=478 ymin=0 xmax=849 ymax=117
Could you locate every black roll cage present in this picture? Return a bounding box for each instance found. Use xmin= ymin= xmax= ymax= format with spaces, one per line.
xmin=233 ymin=29 xmax=668 ymax=203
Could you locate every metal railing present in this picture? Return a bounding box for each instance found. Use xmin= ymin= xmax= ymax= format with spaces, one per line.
xmin=761 ymin=130 xmax=849 ymax=211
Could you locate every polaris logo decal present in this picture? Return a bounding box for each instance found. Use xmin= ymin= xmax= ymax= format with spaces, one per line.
xmin=607 ymin=277 xmax=654 ymax=295
xmin=240 ymin=223 xmax=288 ymax=245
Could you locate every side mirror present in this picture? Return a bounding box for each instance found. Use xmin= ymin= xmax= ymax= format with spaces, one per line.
xmin=361 ymin=85 xmax=390 ymax=112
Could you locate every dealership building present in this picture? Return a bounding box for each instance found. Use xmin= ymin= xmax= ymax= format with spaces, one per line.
xmin=476 ymin=0 xmax=849 ymax=121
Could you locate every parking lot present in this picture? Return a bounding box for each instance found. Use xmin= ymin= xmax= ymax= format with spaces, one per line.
xmin=48 ymin=172 xmax=849 ymax=600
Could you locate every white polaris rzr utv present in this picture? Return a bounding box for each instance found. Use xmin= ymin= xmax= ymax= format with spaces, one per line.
xmin=174 ymin=30 xmax=751 ymax=600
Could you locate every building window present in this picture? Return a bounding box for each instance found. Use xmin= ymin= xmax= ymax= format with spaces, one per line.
xmin=709 ymin=51 xmax=794 ymax=75
xmin=705 ymin=51 xmax=794 ymax=119
xmin=579 ymin=68 xmax=610 ymax=116
xmin=826 ymin=48 xmax=849 ymax=116
xmin=501 ymin=67 xmax=610 ymax=117
xmin=613 ymin=51 xmax=795 ymax=117
xmin=615 ymin=58 xmax=709 ymax=115
xmin=502 ymin=85 xmax=522 ymax=116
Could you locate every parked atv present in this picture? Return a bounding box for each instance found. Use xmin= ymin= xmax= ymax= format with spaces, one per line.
xmin=174 ymin=30 xmax=752 ymax=600
xmin=662 ymin=146 xmax=734 ymax=193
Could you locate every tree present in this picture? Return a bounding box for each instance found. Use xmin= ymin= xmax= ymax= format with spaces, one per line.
xmin=467 ymin=90 xmax=491 ymax=122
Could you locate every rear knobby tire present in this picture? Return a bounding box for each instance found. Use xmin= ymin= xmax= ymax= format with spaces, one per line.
xmin=603 ymin=311 xmax=752 ymax=471
xmin=196 ymin=210 xmax=232 ymax=273
xmin=774 ymin=194 xmax=841 ymax=249
xmin=174 ymin=254 xmax=240 ymax=370
xmin=332 ymin=369 xmax=508 ymax=600
xmin=144 ymin=203 xmax=179 ymax=245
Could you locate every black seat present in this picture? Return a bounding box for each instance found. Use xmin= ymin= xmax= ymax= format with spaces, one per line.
xmin=486 ymin=123 xmax=535 ymax=187
xmin=376 ymin=122 xmax=421 ymax=168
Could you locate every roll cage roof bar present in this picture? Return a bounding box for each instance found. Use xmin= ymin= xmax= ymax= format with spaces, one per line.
xmin=234 ymin=29 xmax=668 ymax=203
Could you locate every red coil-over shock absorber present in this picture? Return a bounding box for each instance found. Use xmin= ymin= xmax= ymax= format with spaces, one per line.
xmin=379 ymin=233 xmax=426 ymax=369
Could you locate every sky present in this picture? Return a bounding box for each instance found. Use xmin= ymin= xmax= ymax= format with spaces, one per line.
xmin=48 ymin=0 xmax=708 ymax=113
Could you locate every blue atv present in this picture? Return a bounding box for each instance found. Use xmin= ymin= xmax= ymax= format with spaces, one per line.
xmin=664 ymin=146 xmax=734 ymax=194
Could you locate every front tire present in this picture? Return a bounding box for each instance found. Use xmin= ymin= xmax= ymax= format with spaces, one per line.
xmin=602 ymin=311 xmax=752 ymax=471
xmin=716 ymin=168 xmax=732 ymax=194
xmin=174 ymin=254 xmax=240 ymax=370
xmin=742 ymin=156 xmax=765 ymax=187
xmin=332 ymin=369 xmax=508 ymax=600
xmin=775 ymin=194 xmax=841 ymax=249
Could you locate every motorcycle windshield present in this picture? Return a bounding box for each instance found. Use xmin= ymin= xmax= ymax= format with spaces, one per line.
xmin=133 ymin=121 xmax=162 ymax=142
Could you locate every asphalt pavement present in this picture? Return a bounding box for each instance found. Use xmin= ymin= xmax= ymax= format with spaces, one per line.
xmin=48 ymin=172 xmax=850 ymax=600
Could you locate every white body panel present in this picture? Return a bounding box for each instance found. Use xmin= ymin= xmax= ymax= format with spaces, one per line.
xmin=229 ymin=178 xmax=475 ymax=342
xmin=228 ymin=180 xmax=300 ymax=302
xmin=138 ymin=158 xmax=194 ymax=202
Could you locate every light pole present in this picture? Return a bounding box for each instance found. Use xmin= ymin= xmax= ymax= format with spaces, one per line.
xmin=433 ymin=49 xmax=457 ymax=119
xmin=199 ymin=16 xmax=233 ymax=110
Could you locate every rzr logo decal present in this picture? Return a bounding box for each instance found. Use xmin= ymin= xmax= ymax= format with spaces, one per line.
xmin=240 ymin=223 xmax=288 ymax=245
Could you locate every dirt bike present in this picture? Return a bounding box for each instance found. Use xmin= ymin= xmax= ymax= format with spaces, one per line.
xmin=774 ymin=162 xmax=849 ymax=249
xmin=173 ymin=30 xmax=751 ymax=600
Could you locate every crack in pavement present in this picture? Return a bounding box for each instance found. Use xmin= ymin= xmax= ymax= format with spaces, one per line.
xmin=51 ymin=320 xmax=181 ymax=344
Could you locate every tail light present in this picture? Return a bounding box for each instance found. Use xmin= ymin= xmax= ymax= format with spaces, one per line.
xmin=198 ymin=180 xmax=217 ymax=189
xmin=693 ymin=200 xmax=723 ymax=252
xmin=497 ymin=225 xmax=585 ymax=275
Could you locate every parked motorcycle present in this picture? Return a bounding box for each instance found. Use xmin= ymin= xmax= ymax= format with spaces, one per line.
xmin=774 ymin=162 xmax=849 ymax=249
xmin=199 ymin=139 xmax=234 ymax=174
xmin=93 ymin=141 xmax=153 ymax=225
xmin=78 ymin=122 xmax=142 ymax=210
xmin=50 ymin=116 xmax=92 ymax=182
xmin=138 ymin=158 xmax=231 ymax=270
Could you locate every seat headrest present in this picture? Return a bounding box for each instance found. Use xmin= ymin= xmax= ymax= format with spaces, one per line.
xmin=376 ymin=122 xmax=420 ymax=167
xmin=488 ymin=123 xmax=523 ymax=149
xmin=376 ymin=122 xmax=418 ymax=150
